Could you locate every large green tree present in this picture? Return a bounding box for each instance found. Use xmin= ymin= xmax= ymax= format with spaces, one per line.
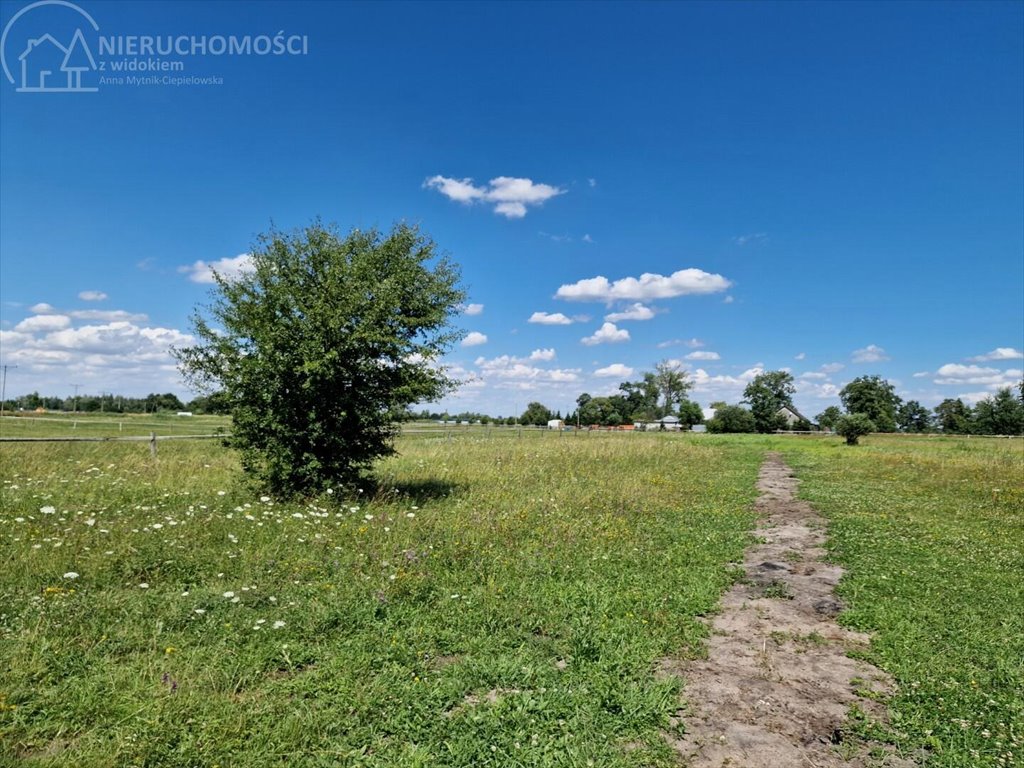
xmin=815 ymin=405 xmax=843 ymax=431
xmin=743 ymin=370 xmax=796 ymax=433
xmin=653 ymin=360 xmax=693 ymax=414
xmin=934 ymin=398 xmax=972 ymax=434
xmin=972 ymin=387 xmax=1024 ymax=435
xmin=520 ymin=401 xmax=554 ymax=426
xmin=897 ymin=399 xmax=932 ymax=433
xmin=175 ymin=221 xmax=465 ymax=496
xmin=839 ymin=375 xmax=901 ymax=433
xmin=705 ymin=404 xmax=756 ymax=433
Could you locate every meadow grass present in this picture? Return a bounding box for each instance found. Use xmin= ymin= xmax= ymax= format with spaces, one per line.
xmin=0 ymin=433 xmax=764 ymax=767
xmin=776 ymin=435 xmax=1024 ymax=768
xmin=0 ymin=413 xmax=232 ymax=439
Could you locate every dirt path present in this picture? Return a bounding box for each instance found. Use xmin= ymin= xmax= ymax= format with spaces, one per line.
xmin=660 ymin=452 xmax=912 ymax=768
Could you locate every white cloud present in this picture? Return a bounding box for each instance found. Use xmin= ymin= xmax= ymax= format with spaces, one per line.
xmin=933 ymin=363 xmax=1022 ymax=388
xmin=588 ymin=178 xmax=597 ymax=188
xmin=424 ymin=175 xmax=564 ymax=218
xmin=734 ymin=233 xmax=767 ymax=246
xmin=461 ymin=332 xmax=488 ymax=347
xmin=685 ymin=350 xmax=720 ymax=361
xmin=722 ymin=295 xmax=735 ymax=304
xmin=14 ymin=314 xmax=71 ymax=332
xmin=604 ymin=303 xmax=656 ymax=322
xmin=594 ymin=363 xmax=634 ymax=378
xmin=528 ymin=311 xmax=574 ymax=325
xmin=1 ymin=311 xmax=195 ymax=395
xmin=529 ymin=348 xmax=556 ymax=361
xmin=178 ymin=254 xmax=254 ymax=284
xmin=556 ymin=268 xmax=731 ymax=302
xmin=474 ymin=354 xmax=580 ymax=383
xmin=852 ymin=344 xmax=890 ymax=363
xmin=799 ymin=371 xmax=828 ymax=380
xmin=969 ymin=347 xmax=1023 ymax=362
xmin=69 ymin=309 xmax=149 ymax=323
xmin=78 ymin=291 xmax=108 ymax=302
xmin=581 ymin=322 xmax=630 ymax=346
xmin=794 ymin=352 xmax=806 ymax=361
xmin=29 ymin=302 xmax=56 ymax=314
xmin=658 ymin=337 xmax=704 ymax=349
xmin=912 ymin=371 xmax=930 ymax=378
xmin=820 ymin=362 xmax=845 ymax=374
xmin=582 ymin=234 xmax=594 ymax=243
xmin=463 ymin=303 xmax=484 ymax=316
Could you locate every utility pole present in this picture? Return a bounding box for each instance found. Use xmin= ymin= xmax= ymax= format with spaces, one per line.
xmin=0 ymin=364 xmax=17 ymax=419
xmin=71 ymin=383 xmax=82 ymax=414
xmin=99 ymin=391 xmax=108 ymax=413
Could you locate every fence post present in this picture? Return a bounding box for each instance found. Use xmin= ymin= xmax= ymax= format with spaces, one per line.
xmin=149 ymin=432 xmax=157 ymax=458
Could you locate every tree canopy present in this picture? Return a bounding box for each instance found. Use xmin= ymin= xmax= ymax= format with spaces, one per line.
xmin=840 ymin=375 xmax=901 ymax=433
xmin=175 ymin=221 xmax=465 ymax=496
xmin=743 ymin=370 xmax=795 ymax=433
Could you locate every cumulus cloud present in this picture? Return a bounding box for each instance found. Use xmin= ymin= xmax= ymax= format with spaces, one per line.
xmin=528 ymin=311 xmax=574 ymax=325
xmin=424 ymin=175 xmax=564 ymax=218
xmin=685 ymin=350 xmax=720 ymax=361
xmin=529 ymin=348 xmax=556 ymax=361
xmin=78 ymin=290 xmax=108 ymax=302
xmin=734 ymin=233 xmax=768 ymax=246
xmin=722 ymin=295 xmax=735 ymax=304
xmin=461 ymin=332 xmax=488 ymax=347
xmin=820 ymin=362 xmax=845 ymax=374
xmin=794 ymin=352 xmax=806 ymax=361
xmin=798 ymin=371 xmax=828 ymax=380
xmin=594 ymin=363 xmax=634 ymax=378
xmin=852 ymin=344 xmax=890 ymax=363
xmin=581 ymin=322 xmax=630 ymax=346
xmin=69 ymin=309 xmax=149 ymax=323
xmin=658 ymin=337 xmax=704 ymax=349
xmin=29 ymin=303 xmax=56 ymax=314
xmin=474 ymin=354 xmax=580 ymax=383
xmin=178 ymin=254 xmax=254 ymax=284
xmin=463 ymin=303 xmax=484 ymax=316
xmin=969 ymin=347 xmax=1023 ymax=362
xmin=933 ymin=363 xmax=1023 ymax=388
xmin=556 ymin=268 xmax=731 ymax=302
xmin=1 ymin=309 xmax=195 ymax=395
xmin=604 ymin=303 xmax=656 ymax=322
xmin=14 ymin=314 xmax=72 ymax=332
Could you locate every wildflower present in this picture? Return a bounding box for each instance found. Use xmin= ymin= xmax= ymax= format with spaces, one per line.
xmin=326 ymin=488 xmax=334 ymax=495
xmin=194 ymin=609 xmax=206 ymax=615
xmin=139 ymin=583 xmax=149 ymax=589
xmin=222 ymin=591 xmax=235 ymax=598
xmin=63 ymin=572 xmax=79 ymax=580
xmin=406 ymin=513 xmax=415 ymax=518
xmin=40 ymin=506 xmax=55 ymax=514
xmin=273 ymin=620 xmax=286 ymax=629
xmin=165 ymin=646 xmax=176 ymax=654
xmin=85 ymin=519 xmax=96 ymax=527
xmin=260 ymin=496 xmax=271 ymax=503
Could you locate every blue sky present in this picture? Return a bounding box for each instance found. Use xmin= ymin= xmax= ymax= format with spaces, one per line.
xmin=1 ymin=0 xmax=1021 ymax=417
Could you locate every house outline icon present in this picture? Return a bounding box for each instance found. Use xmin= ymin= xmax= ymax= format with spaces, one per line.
xmin=17 ymin=27 xmax=97 ymax=92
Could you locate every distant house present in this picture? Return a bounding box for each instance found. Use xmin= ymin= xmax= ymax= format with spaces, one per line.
xmin=635 ymin=415 xmax=683 ymax=432
xmin=778 ymin=405 xmax=816 ymax=429
xmin=547 ymin=419 xmax=565 ymax=430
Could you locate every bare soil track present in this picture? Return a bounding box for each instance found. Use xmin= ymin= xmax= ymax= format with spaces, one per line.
xmin=660 ymin=452 xmax=913 ymax=768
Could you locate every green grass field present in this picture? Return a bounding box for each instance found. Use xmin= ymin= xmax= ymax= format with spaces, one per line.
xmin=0 ymin=432 xmax=1020 ymax=767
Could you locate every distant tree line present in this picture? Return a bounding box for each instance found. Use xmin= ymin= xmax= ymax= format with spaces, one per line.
xmin=2 ymin=390 xmax=231 ymax=415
